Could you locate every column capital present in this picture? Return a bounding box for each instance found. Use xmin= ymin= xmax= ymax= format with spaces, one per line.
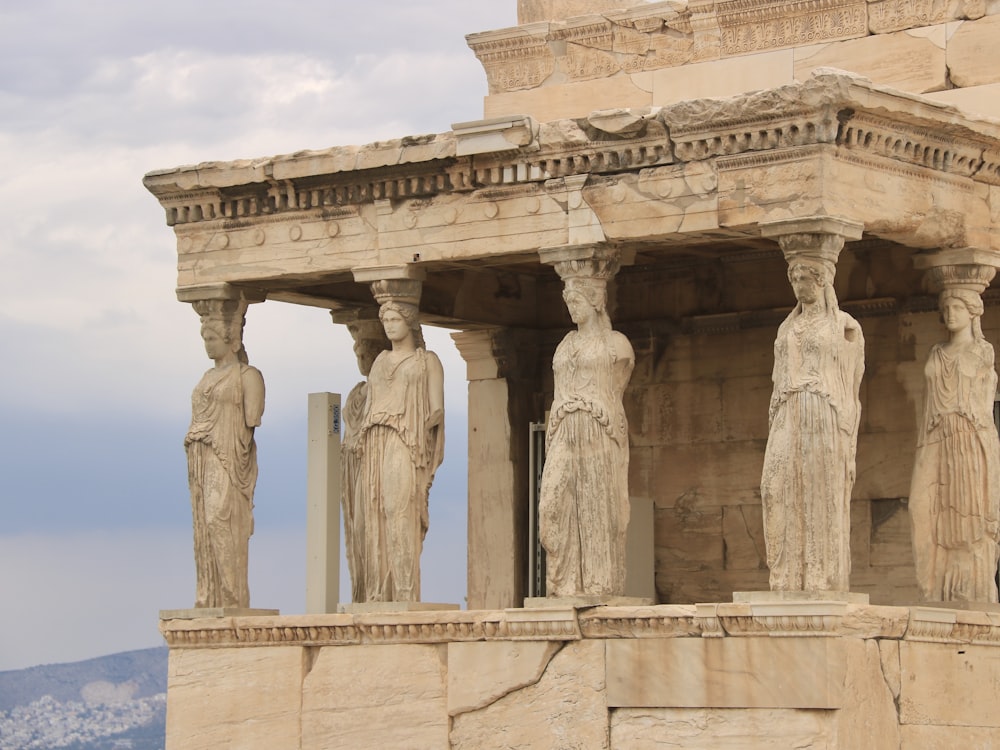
xmin=176 ymin=283 xmax=267 ymax=305
xmin=759 ymin=216 xmax=865 ymax=241
xmin=352 ymin=264 xmax=425 ymax=308
xmin=330 ymin=305 xmax=381 ymax=326
xmin=913 ymin=248 xmax=1000 ymax=295
xmin=452 ymin=329 xmax=501 ymax=381
xmin=331 ymin=307 xmax=387 ymax=346
xmin=351 ymin=264 xmax=427 ymax=284
xmin=539 ymin=244 xmax=633 ymax=281
xmin=453 ymin=327 xmax=539 ymax=381
xmin=760 ymin=216 xmax=864 ymax=267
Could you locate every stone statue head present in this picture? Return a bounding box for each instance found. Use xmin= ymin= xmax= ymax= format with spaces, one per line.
xmin=192 ymin=298 xmax=249 ymax=365
xmin=562 ymin=276 xmax=612 ymax=331
xmin=939 ymin=288 xmax=985 ymax=340
xmin=379 ymin=300 xmax=425 ymax=350
xmin=198 ymin=316 xmax=248 ymax=365
xmin=347 ymin=320 xmax=390 ymax=376
xmin=787 ymin=259 xmax=838 ymax=314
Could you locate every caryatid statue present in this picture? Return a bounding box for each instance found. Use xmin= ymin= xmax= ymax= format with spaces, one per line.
xmin=539 ymin=248 xmax=635 ymax=597
xmin=336 ymin=311 xmax=389 ymax=604
xmin=184 ymin=298 xmax=265 ymax=609
xmin=910 ymin=263 xmax=1000 ymax=603
xmin=760 ymin=224 xmax=865 ymax=592
xmin=355 ymin=279 xmax=444 ymax=602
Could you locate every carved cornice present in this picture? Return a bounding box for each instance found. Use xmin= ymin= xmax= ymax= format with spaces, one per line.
xmin=145 ymin=74 xmax=1000 ymax=244
xmin=904 ymin=607 xmax=1000 ymax=644
xmin=158 ymin=603 xmax=1000 ymax=648
xmin=839 ymin=111 xmax=986 ymax=179
xmin=716 ymin=0 xmax=867 ymax=56
xmin=578 ymin=605 xmax=700 ymax=638
xmin=159 ymin=610 xmax=582 ymax=648
xmin=663 ymin=80 xmax=843 ymax=162
xmin=868 ymin=0 xmax=986 ymax=34
xmin=465 ymin=25 xmax=555 ymax=94
xmin=922 ymin=263 xmax=997 ymax=294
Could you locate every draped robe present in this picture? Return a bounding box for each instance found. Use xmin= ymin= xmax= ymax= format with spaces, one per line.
xmin=185 ymin=362 xmax=263 ymax=609
xmin=540 ymin=328 xmax=633 ymax=597
xmin=761 ymin=304 xmax=864 ymax=592
xmin=910 ymin=340 xmax=1000 ymax=602
xmin=358 ymin=348 xmax=444 ymax=602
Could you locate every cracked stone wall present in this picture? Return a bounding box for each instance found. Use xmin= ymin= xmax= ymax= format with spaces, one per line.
xmin=449 ymin=640 xmax=608 ymax=748
xmin=163 ymin=615 xmax=1000 ymax=749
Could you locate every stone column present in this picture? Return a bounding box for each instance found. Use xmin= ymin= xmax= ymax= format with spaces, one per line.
xmin=330 ymin=306 xmax=389 ymax=606
xmin=758 ymin=217 xmax=865 ymax=596
xmin=348 ymin=265 xmax=451 ymax=607
xmin=910 ymin=249 xmax=1000 ymax=604
xmin=175 ymin=283 xmax=273 ymax=615
xmin=453 ymin=328 xmax=540 ymax=610
xmin=537 ymin=244 xmax=637 ymax=601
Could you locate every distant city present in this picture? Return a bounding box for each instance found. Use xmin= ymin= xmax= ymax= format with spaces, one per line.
xmin=0 ymin=648 xmax=166 ymax=750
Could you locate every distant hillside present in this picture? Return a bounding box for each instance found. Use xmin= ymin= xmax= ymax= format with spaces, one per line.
xmin=0 ymin=648 xmax=167 ymax=750
xmin=0 ymin=648 xmax=167 ymax=712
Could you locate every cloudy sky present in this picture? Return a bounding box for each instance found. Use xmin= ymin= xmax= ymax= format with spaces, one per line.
xmin=0 ymin=1 xmax=516 ymax=672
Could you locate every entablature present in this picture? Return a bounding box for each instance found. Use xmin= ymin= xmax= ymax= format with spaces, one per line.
xmin=143 ymin=71 xmax=1000 ymax=324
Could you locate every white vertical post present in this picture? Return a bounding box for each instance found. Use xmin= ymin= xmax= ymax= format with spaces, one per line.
xmin=306 ymin=392 xmax=341 ymax=614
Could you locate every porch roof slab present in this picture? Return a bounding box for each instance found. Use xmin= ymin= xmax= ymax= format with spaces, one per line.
xmin=143 ymin=69 xmax=1000 ymax=320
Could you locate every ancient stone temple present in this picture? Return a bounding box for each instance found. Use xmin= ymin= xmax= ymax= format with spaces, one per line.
xmin=145 ymin=1 xmax=1000 ymax=747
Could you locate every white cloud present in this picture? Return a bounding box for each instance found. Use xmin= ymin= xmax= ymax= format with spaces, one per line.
xmin=0 ymin=0 xmax=513 ymax=670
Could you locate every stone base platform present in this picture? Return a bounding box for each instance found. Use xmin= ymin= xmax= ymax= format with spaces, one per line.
xmin=158 ymin=602 xmax=1000 ymax=749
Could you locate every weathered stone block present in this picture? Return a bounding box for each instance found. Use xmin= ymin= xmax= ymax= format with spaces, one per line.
xmin=610 ymin=707 xmax=833 ymax=748
xmin=721 ymin=504 xmax=766 ymax=571
xmin=656 ymin=506 xmax=725 ymax=574
xmin=450 ymin=640 xmax=609 ymax=749
xmin=926 ymin=82 xmax=1000 ymax=119
xmin=166 ymin=647 xmax=304 ymax=750
xmin=851 ymin=565 xmax=922 ymax=604
xmin=607 ymin=637 xmax=846 ymax=708
xmin=836 ymin=638 xmax=902 ymax=748
xmin=631 ymin=380 xmax=724 ymax=446
xmin=301 ymin=644 xmax=448 ymax=749
xmin=899 ymin=642 xmax=1000 ymax=727
xmin=484 ymin=75 xmax=653 ymax=122
xmin=720 ymin=375 xmax=771 ymax=441
xmin=640 ymin=50 xmax=794 ymax=108
xmin=447 ymin=640 xmax=561 ymax=715
xmin=901 ymin=724 xmax=1000 ymax=748
xmin=948 ymin=14 xmax=1000 ymax=87
xmin=795 ymin=26 xmax=948 ymax=93
xmin=652 ymin=441 xmax=766 ymax=510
